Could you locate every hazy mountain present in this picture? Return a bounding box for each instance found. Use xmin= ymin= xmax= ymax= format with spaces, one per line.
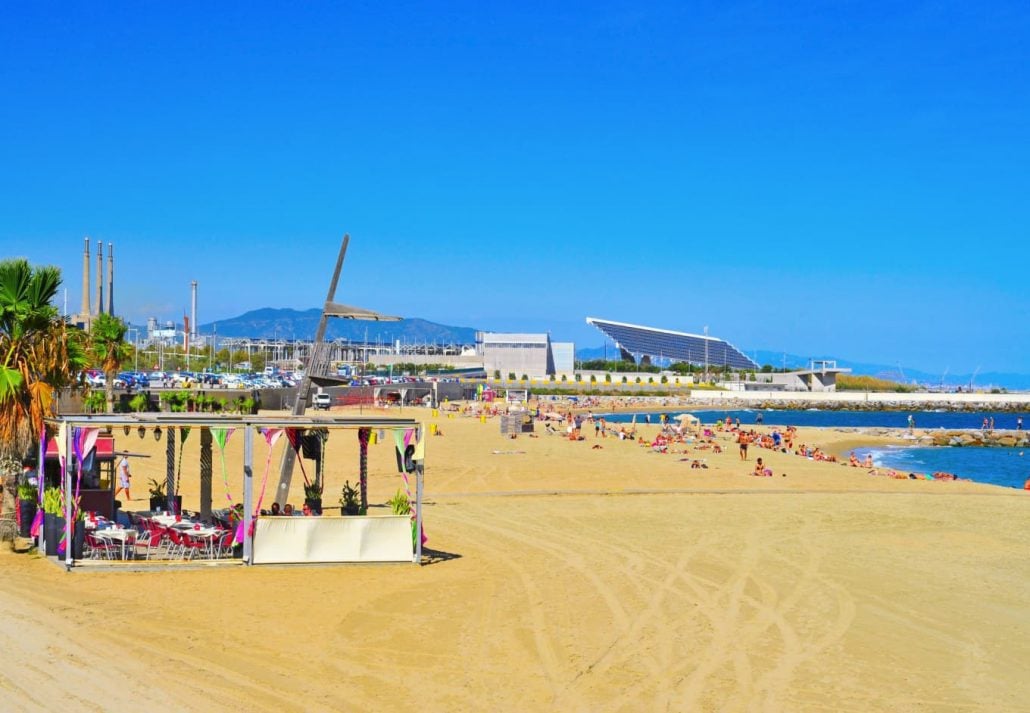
xmin=201 ymin=308 xmax=478 ymax=344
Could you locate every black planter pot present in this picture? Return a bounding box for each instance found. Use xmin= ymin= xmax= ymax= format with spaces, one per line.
xmin=149 ymin=495 xmax=183 ymax=513
xmin=18 ymin=499 xmax=37 ymax=538
xmin=43 ymin=513 xmax=60 ymax=556
xmin=304 ymin=498 xmax=323 ymax=515
xmin=340 ymin=504 xmax=360 ymax=516
xmin=42 ymin=515 xmax=85 ymax=558
xmin=72 ymin=520 xmax=85 ymax=559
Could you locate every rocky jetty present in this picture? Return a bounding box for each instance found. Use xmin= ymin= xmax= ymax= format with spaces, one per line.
xmin=929 ymin=430 xmax=1030 ymax=448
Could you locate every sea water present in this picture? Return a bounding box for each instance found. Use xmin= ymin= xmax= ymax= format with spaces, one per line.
xmin=850 ymin=445 xmax=1027 ymax=490
xmin=600 ymin=409 xmax=1028 ymax=489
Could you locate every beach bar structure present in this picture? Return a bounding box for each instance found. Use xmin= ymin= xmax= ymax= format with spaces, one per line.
xmin=39 ymin=413 xmax=425 ymax=570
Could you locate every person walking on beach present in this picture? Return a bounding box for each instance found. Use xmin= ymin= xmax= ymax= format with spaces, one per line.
xmin=1018 ymin=416 xmax=1023 ymax=431
xmin=738 ymin=430 xmax=750 ymax=460
xmin=115 ymin=454 xmax=132 ymax=501
xmin=907 ymin=414 xmax=915 ymax=434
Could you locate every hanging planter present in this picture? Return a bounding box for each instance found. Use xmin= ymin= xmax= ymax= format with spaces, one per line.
xmin=138 ymin=425 xmax=146 ymax=439
xmin=154 ymin=426 xmax=162 ymax=442
xmin=123 ymin=425 xmax=131 ymax=436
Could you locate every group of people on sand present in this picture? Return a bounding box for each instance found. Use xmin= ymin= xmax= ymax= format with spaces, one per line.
xmin=264 ymin=502 xmax=316 ymax=517
xmin=848 ymin=450 xmax=966 ymax=482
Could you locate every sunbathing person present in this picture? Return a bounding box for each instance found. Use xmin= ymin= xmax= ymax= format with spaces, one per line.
xmin=751 ymin=457 xmax=773 ymax=477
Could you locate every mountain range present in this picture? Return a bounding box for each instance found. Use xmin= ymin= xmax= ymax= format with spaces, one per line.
xmin=201 ymin=308 xmax=1029 ymax=390
xmin=202 ymin=308 xmax=478 ymax=345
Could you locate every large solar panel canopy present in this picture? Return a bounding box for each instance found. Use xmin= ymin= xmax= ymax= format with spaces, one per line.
xmin=586 ymin=317 xmax=758 ymax=370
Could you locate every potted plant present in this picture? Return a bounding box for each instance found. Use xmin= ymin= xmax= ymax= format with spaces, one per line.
xmin=339 ymin=480 xmax=360 ymax=515
xmin=147 ymin=478 xmax=165 ymax=511
xmin=303 ymin=480 xmax=323 ymax=515
xmin=41 ymin=487 xmax=84 ymax=558
xmin=387 ymin=489 xmax=410 ymax=516
xmin=147 ymin=478 xmax=182 ymax=513
xmin=41 ymin=487 xmax=62 ymax=555
xmin=16 ymin=480 xmax=37 ymax=538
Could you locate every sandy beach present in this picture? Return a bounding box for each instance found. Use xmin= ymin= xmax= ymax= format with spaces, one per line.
xmin=2 ymin=404 xmax=1028 ymax=711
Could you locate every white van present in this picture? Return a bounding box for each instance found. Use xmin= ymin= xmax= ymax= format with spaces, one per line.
xmin=313 ymin=392 xmax=331 ymax=410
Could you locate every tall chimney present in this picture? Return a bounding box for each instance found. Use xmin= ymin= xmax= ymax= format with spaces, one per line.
xmin=81 ymin=237 xmax=91 ymax=316
xmin=95 ymin=241 xmax=104 ymax=315
xmin=190 ymin=281 xmax=198 ymax=342
xmin=107 ymin=243 xmax=114 ymax=315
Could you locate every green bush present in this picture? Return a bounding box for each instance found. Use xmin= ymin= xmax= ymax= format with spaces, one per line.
xmin=128 ymin=393 xmax=150 ymax=412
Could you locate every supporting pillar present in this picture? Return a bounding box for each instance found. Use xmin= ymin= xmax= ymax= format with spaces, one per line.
xmin=415 ymin=464 xmax=423 ymax=565
xmin=64 ymin=426 xmax=74 ymax=569
xmin=242 ymin=426 xmax=254 ymax=565
xmin=358 ymin=428 xmax=369 ymax=514
xmin=165 ymin=427 xmax=176 ymax=512
xmin=199 ymin=428 xmax=212 ymax=520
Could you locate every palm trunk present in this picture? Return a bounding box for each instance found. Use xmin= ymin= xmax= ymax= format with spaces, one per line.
xmin=105 ymin=370 xmax=115 ymax=413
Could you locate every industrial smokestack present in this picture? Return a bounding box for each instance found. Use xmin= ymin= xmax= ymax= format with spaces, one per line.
xmin=107 ymin=242 xmax=114 ymax=315
xmin=191 ymin=280 xmax=198 ymax=341
xmin=81 ymin=237 xmax=91 ymax=317
xmin=95 ymin=241 xmax=104 ymax=315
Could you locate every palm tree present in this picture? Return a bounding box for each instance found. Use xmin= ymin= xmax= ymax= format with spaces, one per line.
xmin=89 ymin=313 xmax=132 ymax=413
xmin=0 ymin=259 xmax=87 ymax=458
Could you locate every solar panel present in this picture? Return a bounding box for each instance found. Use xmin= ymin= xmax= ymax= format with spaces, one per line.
xmin=586 ymin=318 xmax=757 ymax=370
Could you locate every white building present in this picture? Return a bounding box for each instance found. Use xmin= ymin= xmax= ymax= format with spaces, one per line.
xmin=481 ymin=333 xmax=555 ymax=379
xmin=550 ymin=342 xmax=576 ymax=375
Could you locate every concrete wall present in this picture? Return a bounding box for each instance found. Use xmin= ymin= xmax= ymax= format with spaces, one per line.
xmin=368 ymin=354 xmax=483 ymax=369
xmin=682 ymin=390 xmax=1030 ymax=407
xmin=484 ymin=346 xmax=551 ymax=379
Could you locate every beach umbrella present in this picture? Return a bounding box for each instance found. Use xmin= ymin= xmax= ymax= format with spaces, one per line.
xmin=676 ymin=413 xmax=700 ymax=425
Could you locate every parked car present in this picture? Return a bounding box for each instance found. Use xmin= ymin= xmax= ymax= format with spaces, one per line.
xmin=313 ymin=393 xmax=332 ymax=410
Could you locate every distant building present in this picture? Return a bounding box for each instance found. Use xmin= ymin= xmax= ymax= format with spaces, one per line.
xmin=733 ymin=361 xmax=851 ymax=392
xmin=550 ymin=342 xmax=575 ymax=375
xmin=481 ymin=333 xmax=555 ymax=379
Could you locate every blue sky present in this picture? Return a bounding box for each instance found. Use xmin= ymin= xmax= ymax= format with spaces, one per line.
xmin=1 ymin=2 xmax=1027 ymax=375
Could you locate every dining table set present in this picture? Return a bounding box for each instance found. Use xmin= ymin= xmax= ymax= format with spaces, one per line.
xmin=84 ymin=515 xmax=138 ymax=560
xmin=84 ymin=511 xmax=236 ymax=561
